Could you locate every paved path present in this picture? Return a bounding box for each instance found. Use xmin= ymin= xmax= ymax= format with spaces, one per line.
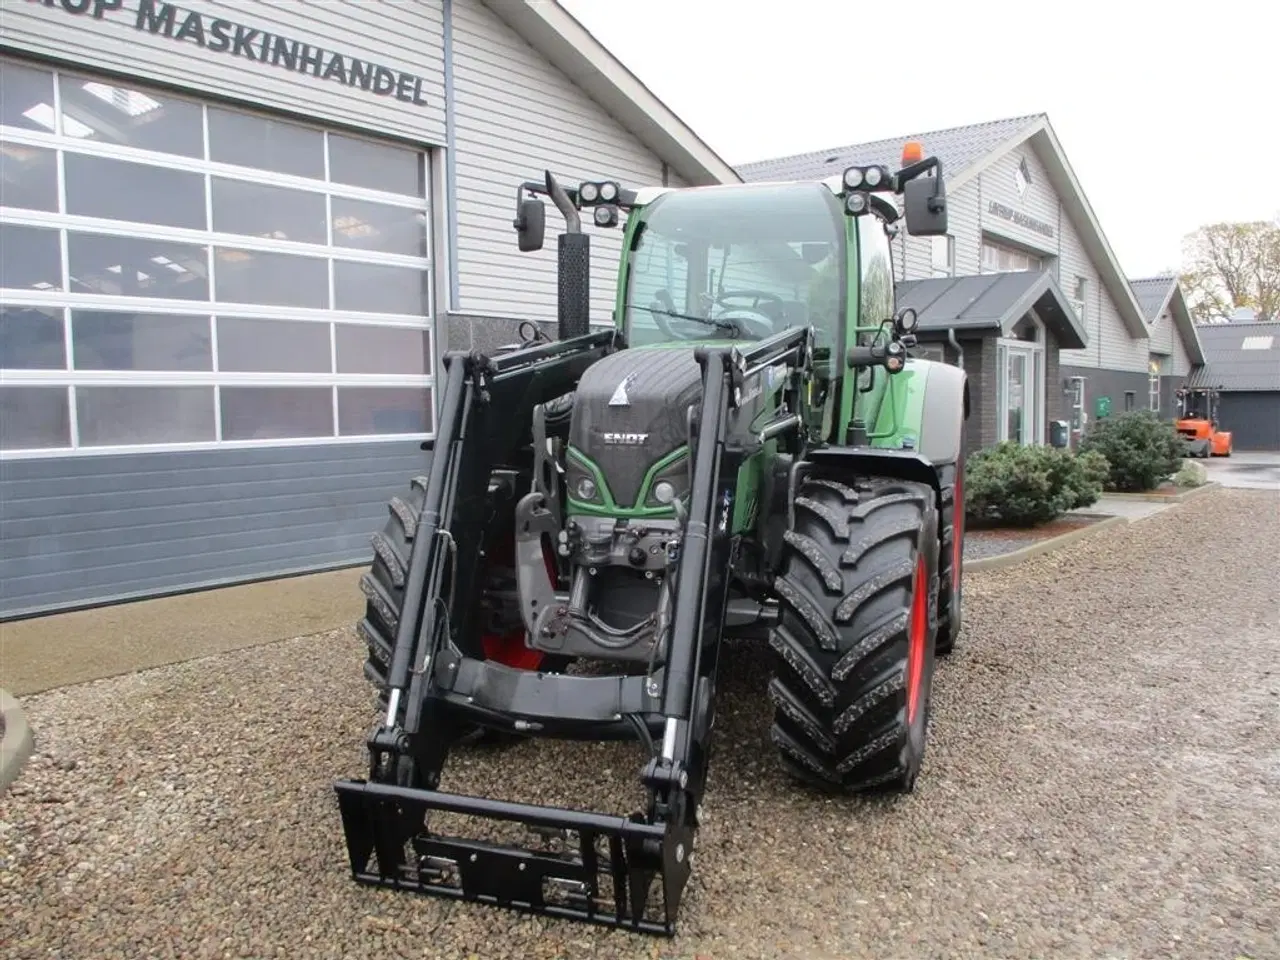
xmin=1202 ymin=451 xmax=1280 ymax=491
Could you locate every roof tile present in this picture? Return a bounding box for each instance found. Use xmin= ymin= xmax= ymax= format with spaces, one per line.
xmin=1127 ymin=275 xmax=1178 ymax=322
xmin=1186 ymin=321 xmax=1280 ymax=391
xmin=735 ymin=114 xmax=1046 ymax=183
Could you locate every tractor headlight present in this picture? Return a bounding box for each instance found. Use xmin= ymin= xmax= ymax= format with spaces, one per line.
xmin=579 ymin=181 xmax=600 ymax=204
xmin=652 ymin=480 xmax=677 ymax=504
xmin=845 ymin=193 xmax=868 ymax=215
xmin=599 ymin=181 xmax=619 ymax=202
xmin=575 ymin=476 xmax=597 ymax=501
xmin=843 ymin=167 xmax=864 ymax=190
xmin=644 ymin=454 xmax=690 ymax=508
xmin=593 ymin=204 xmax=619 ymax=228
xmin=865 ymin=165 xmax=885 ymax=187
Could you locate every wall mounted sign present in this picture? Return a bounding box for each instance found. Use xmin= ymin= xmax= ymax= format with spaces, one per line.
xmin=987 ymin=199 xmax=1055 ymax=239
xmin=26 ymin=0 xmax=431 ymax=107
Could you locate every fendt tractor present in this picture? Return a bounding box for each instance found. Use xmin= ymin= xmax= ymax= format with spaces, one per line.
xmin=333 ymin=141 xmax=971 ymax=935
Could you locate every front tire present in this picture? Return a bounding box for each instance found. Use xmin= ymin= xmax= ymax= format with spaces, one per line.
xmin=357 ymin=475 xmax=557 ymax=746
xmin=768 ymin=475 xmax=940 ymax=793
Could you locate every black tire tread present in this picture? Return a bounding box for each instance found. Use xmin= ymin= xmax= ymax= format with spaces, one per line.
xmin=360 ymin=478 xmax=425 ymax=716
xmin=768 ymin=475 xmax=938 ymax=792
xmin=935 ymin=469 xmax=961 ymax=657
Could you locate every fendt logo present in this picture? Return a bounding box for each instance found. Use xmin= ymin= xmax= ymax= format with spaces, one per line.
xmin=603 ymin=432 xmax=648 ymax=446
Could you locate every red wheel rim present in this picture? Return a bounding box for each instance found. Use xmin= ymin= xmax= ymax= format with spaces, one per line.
xmin=477 ymin=531 xmax=558 ymax=672
xmin=952 ymin=468 xmax=964 ymax=592
xmin=905 ymin=554 xmax=928 ymax=725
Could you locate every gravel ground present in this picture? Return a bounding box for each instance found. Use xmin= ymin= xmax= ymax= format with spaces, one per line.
xmin=3 ymin=487 xmax=1278 ymax=960
xmin=962 ymin=516 xmax=1102 ymax=562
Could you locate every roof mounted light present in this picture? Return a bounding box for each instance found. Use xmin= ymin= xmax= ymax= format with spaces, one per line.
xmin=843 ymin=167 xmax=864 ymax=190
xmin=901 ymin=140 xmax=924 ymax=166
xmin=845 ymin=193 xmax=868 ymax=215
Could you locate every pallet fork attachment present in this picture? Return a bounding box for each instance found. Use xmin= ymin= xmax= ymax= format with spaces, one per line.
xmin=333 ymin=327 xmax=814 ymax=935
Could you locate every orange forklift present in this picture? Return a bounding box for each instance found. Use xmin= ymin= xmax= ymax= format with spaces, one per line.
xmin=1174 ymin=385 xmax=1233 ymax=457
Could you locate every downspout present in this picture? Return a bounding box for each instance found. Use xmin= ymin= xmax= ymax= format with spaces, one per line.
xmin=946 ymin=327 xmax=963 ymax=368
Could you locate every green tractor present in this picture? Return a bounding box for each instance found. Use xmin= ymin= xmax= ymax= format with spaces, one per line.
xmin=334 ymin=143 xmax=970 ymax=935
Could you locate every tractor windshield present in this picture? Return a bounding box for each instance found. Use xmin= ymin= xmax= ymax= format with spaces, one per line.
xmin=623 ymin=182 xmax=846 ymax=348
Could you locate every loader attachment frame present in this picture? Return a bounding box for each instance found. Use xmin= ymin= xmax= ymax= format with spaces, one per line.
xmin=333 ymin=325 xmax=815 ymax=936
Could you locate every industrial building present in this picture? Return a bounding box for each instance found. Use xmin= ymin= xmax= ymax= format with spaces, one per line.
xmin=0 ymin=0 xmax=737 ymax=617
xmin=739 ymin=115 xmax=1208 ymax=454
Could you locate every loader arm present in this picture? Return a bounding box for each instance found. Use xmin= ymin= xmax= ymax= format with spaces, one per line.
xmin=334 ymin=326 xmax=815 ymax=935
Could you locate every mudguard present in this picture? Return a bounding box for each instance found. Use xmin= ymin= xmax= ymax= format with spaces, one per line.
xmin=805 ymin=360 xmax=968 ymax=490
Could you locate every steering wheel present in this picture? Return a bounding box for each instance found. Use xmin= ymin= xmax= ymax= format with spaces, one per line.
xmin=715 ymin=289 xmax=787 ymax=316
xmin=713 ymin=290 xmax=787 ymax=339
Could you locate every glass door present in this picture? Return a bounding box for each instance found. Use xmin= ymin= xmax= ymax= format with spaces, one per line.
xmin=1000 ymin=344 xmax=1039 ymax=445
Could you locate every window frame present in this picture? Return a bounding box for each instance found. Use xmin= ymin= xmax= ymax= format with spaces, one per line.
xmin=0 ymin=59 xmax=436 ymax=459
xmin=996 ymin=312 xmax=1047 ymax=445
xmin=930 ymin=234 xmax=954 ymax=278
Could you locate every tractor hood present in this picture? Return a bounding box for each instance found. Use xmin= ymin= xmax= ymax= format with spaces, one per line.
xmin=568 ymin=347 xmax=702 ymax=507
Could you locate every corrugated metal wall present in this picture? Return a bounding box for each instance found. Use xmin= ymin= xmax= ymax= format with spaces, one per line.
xmin=0 ymin=440 xmax=428 ymax=618
xmin=449 ymin=0 xmax=666 ymax=326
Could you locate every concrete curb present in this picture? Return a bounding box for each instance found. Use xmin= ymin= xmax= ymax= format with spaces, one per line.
xmin=966 ymin=514 xmax=1130 ymax=573
xmin=0 ymin=688 xmax=35 ymax=794
xmin=1100 ymin=481 xmax=1221 ymax=503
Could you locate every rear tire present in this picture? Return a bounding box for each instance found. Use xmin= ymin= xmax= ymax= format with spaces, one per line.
xmin=934 ymin=457 xmax=965 ymax=658
xmin=768 ymin=475 xmax=940 ymax=793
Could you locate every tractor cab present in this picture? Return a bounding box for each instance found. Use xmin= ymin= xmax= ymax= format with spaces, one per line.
xmin=1174 ymin=385 xmax=1233 ymax=458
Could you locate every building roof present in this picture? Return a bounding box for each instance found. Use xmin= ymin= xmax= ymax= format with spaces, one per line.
xmin=1127 ymin=274 xmax=1207 ymax=365
xmin=484 ymin=1 xmax=740 ymax=187
xmin=896 ymin=271 xmax=1088 ymax=351
xmin=734 ymin=114 xmax=1044 ymax=184
xmin=1186 ymin=321 xmax=1280 ymax=391
xmin=737 ymin=114 xmax=1152 ymax=343
xmin=1129 ymin=275 xmax=1178 ymax=320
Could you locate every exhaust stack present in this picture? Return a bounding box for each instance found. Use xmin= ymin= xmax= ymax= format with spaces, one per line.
xmin=545 ymin=171 xmax=590 ymax=340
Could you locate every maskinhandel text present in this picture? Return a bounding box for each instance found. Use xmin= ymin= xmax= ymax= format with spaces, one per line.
xmin=28 ymin=0 xmax=431 ymax=107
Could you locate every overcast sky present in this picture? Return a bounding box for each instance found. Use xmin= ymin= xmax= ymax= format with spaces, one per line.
xmin=558 ymin=0 xmax=1277 ymax=279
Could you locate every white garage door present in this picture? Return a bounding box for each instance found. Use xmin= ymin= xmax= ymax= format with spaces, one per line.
xmin=0 ymin=55 xmax=436 ymax=457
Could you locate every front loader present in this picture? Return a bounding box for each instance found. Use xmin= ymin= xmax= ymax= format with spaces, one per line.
xmin=333 ymin=141 xmax=971 ymax=935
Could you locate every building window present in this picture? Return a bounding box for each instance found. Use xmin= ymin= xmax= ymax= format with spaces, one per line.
xmin=997 ymin=314 xmax=1047 ymax=446
xmin=914 ymin=343 xmax=947 ymax=364
xmin=1124 ymin=390 xmax=1136 ymax=412
xmin=930 ymin=235 xmax=954 ymax=278
xmin=982 ymin=238 xmax=1042 ymax=274
xmin=0 ymin=58 xmax=435 ymax=457
xmin=1067 ymin=376 xmax=1086 ymax=432
xmin=1148 ymin=359 xmax=1162 ymax=413
xmin=1014 ymin=156 xmax=1033 ymax=198
xmin=1072 ymin=276 xmax=1088 ymax=327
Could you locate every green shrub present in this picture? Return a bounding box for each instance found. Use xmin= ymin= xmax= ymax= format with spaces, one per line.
xmin=1078 ymin=410 xmax=1184 ymax=492
xmin=964 ymin=442 xmax=1110 ymax=528
xmin=1174 ymin=459 xmax=1207 ymax=488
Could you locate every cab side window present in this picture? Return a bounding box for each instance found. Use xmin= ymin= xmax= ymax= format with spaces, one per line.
xmin=857 ymin=214 xmax=894 ymax=336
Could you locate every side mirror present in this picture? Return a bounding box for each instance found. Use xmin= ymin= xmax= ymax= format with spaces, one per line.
xmin=514 ymin=197 xmax=546 ymax=252
xmin=903 ymin=175 xmax=948 ymax=237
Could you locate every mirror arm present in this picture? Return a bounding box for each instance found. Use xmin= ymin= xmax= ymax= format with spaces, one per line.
xmin=895 ymin=156 xmax=943 ymax=188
